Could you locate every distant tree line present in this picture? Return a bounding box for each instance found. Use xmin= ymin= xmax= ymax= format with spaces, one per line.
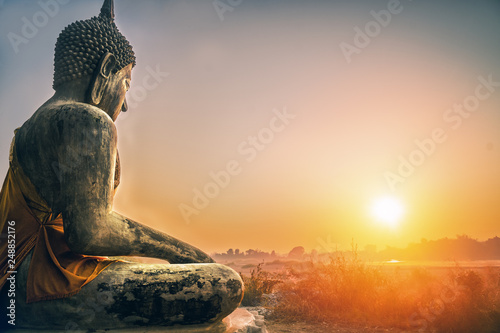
xmin=376 ymin=235 xmax=500 ymax=261
xmin=214 ymin=236 xmax=500 ymax=261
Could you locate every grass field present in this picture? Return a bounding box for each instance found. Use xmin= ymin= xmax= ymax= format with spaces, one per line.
xmin=239 ymin=253 xmax=500 ymax=332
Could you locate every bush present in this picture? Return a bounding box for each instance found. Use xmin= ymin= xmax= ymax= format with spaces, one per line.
xmin=432 ymin=269 xmax=500 ymax=333
xmin=240 ymin=262 xmax=283 ymax=306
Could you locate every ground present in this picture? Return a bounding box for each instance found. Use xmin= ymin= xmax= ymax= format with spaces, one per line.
xmin=266 ymin=319 xmax=421 ymax=333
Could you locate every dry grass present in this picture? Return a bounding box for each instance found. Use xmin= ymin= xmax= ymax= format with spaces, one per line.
xmin=241 ymin=252 xmax=500 ymax=332
xmin=240 ymin=262 xmax=283 ymax=306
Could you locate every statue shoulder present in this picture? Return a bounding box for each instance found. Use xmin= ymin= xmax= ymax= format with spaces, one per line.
xmin=23 ymin=101 xmax=118 ymax=152
xmin=43 ymin=102 xmax=116 ymax=131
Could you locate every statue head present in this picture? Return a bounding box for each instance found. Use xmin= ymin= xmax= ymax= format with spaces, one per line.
xmin=53 ymin=0 xmax=136 ymax=121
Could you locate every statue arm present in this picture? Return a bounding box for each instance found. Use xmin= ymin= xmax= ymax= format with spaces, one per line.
xmin=56 ymin=106 xmax=214 ymax=263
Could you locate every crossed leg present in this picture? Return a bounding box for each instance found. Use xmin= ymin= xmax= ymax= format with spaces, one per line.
xmin=1 ymin=251 xmax=243 ymax=330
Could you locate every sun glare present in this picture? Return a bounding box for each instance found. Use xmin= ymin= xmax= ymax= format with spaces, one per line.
xmin=370 ymin=196 xmax=405 ymax=228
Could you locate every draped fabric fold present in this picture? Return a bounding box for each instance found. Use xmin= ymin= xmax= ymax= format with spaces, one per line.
xmin=0 ymin=132 xmax=118 ymax=303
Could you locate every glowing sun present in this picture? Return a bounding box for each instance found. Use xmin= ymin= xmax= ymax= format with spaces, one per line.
xmin=370 ymin=196 xmax=405 ymax=228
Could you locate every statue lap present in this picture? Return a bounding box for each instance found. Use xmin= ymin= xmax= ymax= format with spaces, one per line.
xmin=2 ymin=250 xmax=242 ymax=330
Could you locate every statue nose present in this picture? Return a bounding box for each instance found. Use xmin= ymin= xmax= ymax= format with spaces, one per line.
xmin=122 ymin=97 xmax=128 ymax=112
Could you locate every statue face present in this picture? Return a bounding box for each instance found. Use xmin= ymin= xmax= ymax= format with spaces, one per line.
xmin=97 ymin=63 xmax=133 ymax=121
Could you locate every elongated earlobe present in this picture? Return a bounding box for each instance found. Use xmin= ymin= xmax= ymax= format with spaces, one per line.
xmin=121 ymin=97 xmax=128 ymax=112
xmin=87 ymin=52 xmax=117 ymax=105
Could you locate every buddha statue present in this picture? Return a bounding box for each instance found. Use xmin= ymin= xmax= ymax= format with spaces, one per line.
xmin=0 ymin=0 xmax=243 ymax=330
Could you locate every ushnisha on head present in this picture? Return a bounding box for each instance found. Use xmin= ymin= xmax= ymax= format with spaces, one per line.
xmin=52 ymin=0 xmax=136 ymax=120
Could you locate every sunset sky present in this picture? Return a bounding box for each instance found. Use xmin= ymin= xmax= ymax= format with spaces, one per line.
xmin=0 ymin=0 xmax=499 ymax=254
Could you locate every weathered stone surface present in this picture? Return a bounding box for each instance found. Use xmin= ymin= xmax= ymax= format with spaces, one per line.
xmin=0 ymin=0 xmax=243 ymax=330
xmin=4 ymin=251 xmax=243 ymax=330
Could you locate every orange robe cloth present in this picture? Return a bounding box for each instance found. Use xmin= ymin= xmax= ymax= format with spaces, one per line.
xmin=0 ymin=132 xmax=118 ymax=303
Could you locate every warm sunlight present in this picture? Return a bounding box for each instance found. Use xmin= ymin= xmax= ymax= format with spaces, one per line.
xmin=370 ymin=196 xmax=405 ymax=228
